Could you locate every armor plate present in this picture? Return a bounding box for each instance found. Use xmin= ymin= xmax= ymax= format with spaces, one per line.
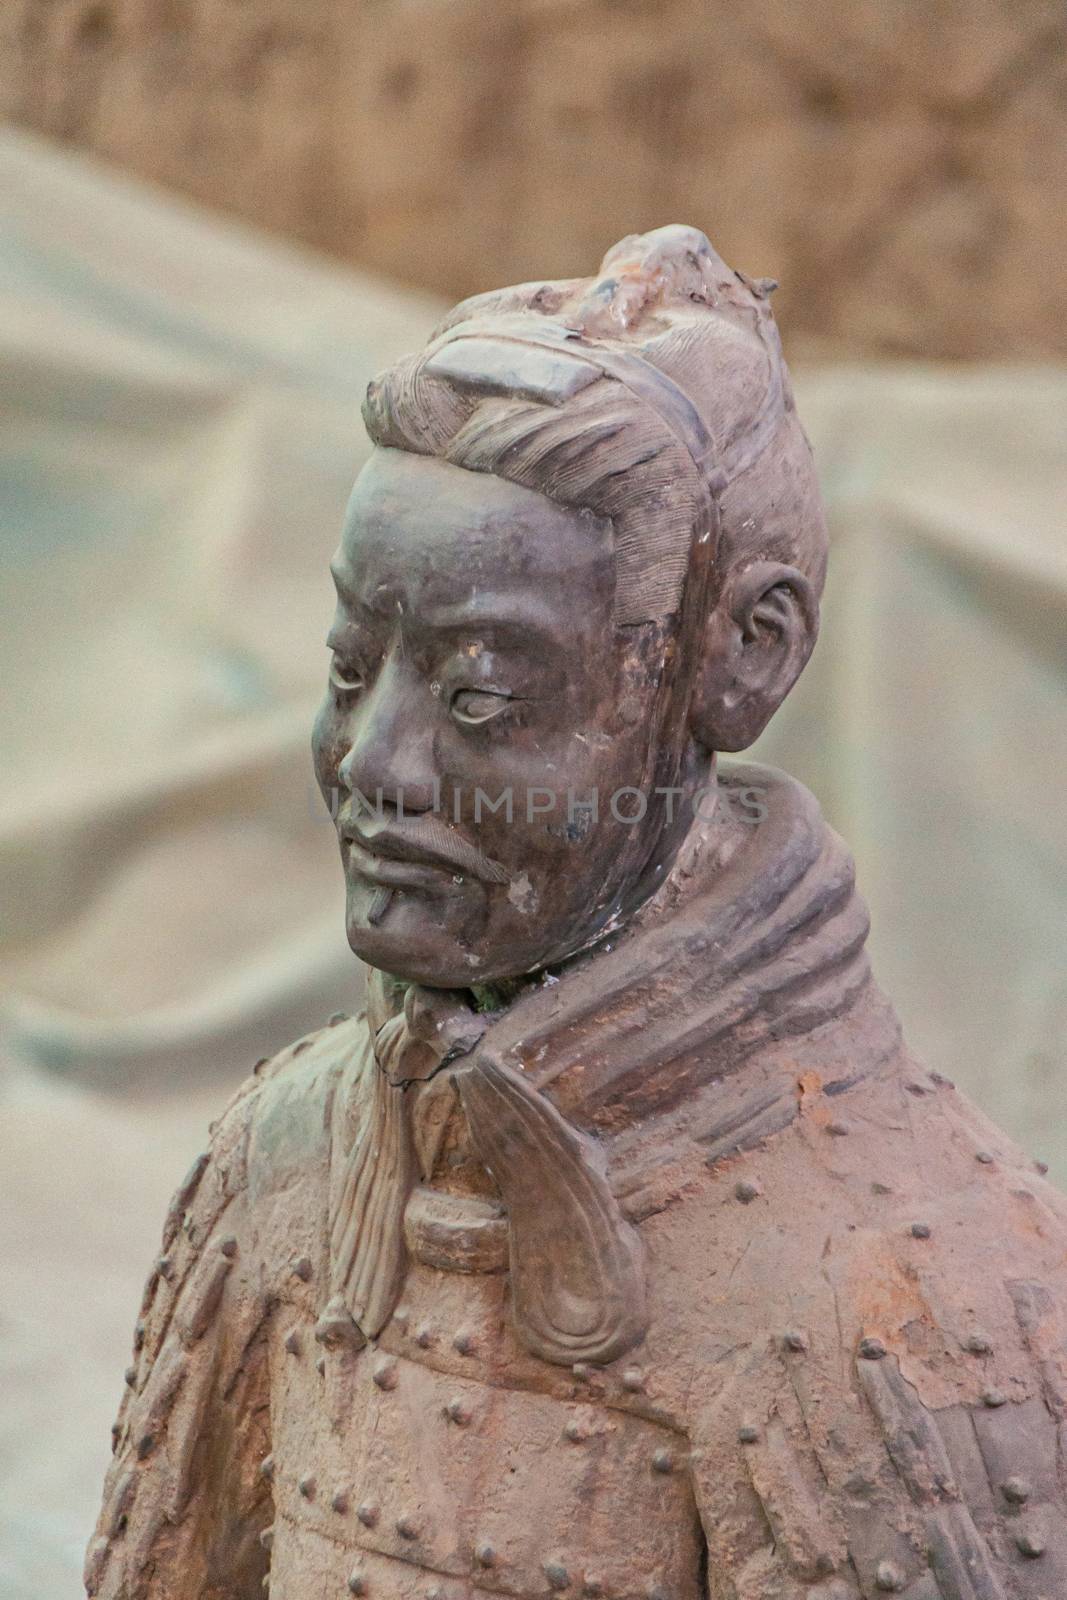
xmin=268 ymin=1267 xmax=701 ymax=1600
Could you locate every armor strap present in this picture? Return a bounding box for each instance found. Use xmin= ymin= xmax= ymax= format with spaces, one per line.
xmin=457 ymin=1051 xmax=648 ymax=1366
xmin=330 ymin=1012 xmax=417 ymax=1338
xmin=330 ymin=980 xmax=647 ymax=1363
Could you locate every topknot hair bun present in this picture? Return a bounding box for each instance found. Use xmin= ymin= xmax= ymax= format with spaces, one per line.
xmin=364 ymin=226 xmax=826 ymax=624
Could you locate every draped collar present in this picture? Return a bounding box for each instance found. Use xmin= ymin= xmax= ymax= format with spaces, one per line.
xmin=330 ymin=763 xmax=901 ymax=1365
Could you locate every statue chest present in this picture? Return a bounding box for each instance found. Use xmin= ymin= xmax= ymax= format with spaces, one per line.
xmin=265 ymin=1263 xmax=702 ymax=1600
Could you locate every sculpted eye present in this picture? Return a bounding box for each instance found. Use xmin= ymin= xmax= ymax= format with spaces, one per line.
xmin=329 ymin=655 xmax=364 ymax=694
xmin=451 ymin=688 xmax=512 ymax=726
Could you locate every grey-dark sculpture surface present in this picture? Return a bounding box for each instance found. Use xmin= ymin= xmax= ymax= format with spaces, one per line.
xmin=89 ymin=228 xmax=1067 ymax=1600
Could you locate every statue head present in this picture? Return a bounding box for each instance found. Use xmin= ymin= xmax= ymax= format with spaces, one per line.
xmin=313 ymin=226 xmax=828 ymax=988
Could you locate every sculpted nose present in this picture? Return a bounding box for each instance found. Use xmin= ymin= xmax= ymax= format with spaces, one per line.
xmin=336 ymin=660 xmax=438 ymax=813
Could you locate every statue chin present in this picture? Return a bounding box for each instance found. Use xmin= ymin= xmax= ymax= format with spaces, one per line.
xmin=342 ymin=876 xmax=543 ymax=990
xmin=340 ymin=831 xmax=646 ymax=989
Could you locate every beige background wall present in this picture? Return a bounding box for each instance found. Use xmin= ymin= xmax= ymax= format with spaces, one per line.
xmin=4 ymin=0 xmax=1065 ymax=360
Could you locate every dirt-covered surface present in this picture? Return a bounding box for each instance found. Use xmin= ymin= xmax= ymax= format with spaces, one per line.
xmin=4 ymin=0 xmax=1065 ymax=360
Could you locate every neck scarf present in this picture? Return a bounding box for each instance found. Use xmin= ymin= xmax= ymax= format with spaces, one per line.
xmin=329 ymin=764 xmax=899 ymax=1365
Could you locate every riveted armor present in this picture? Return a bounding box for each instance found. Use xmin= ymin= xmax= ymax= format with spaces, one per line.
xmin=89 ymin=771 xmax=1067 ymax=1600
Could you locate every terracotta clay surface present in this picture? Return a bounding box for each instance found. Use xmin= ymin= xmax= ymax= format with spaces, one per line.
xmin=89 ymin=229 xmax=1067 ymax=1599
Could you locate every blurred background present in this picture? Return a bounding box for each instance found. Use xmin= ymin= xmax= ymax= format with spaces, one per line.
xmin=1 ymin=3 xmax=1065 ymax=1593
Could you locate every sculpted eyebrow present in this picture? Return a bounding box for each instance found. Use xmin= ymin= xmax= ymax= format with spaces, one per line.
xmin=327 ymin=570 xmax=566 ymax=645
xmin=328 ymin=574 xmax=397 ymax=625
xmin=420 ymin=600 xmax=565 ymax=644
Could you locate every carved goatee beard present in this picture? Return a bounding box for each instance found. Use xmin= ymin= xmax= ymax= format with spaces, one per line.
xmin=344 ymin=868 xmax=493 ymax=949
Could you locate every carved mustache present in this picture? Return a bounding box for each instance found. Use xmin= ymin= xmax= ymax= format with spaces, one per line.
xmin=340 ymin=813 xmax=511 ymax=887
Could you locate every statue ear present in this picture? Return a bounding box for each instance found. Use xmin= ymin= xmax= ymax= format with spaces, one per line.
xmin=688 ymin=561 xmax=819 ymax=752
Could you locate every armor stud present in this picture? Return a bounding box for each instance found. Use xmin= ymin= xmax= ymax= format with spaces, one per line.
xmin=982 ymin=1387 xmax=1007 ymax=1407
xmin=826 ymin=1120 xmax=849 ymax=1137
xmin=331 ymin=1489 xmax=349 ymax=1513
xmin=373 ymin=1357 xmax=398 ymax=1390
xmin=396 ymin=1514 xmax=420 ymax=1540
xmin=315 ymin=1298 xmax=365 ymax=1352
xmin=292 ymin=1255 xmax=312 ymax=1281
xmin=85 ymin=1535 xmax=109 ymax=1588
xmin=581 ymin=1580 xmax=605 ymax=1597
xmin=284 ymin=1328 xmax=301 ymax=1355
xmin=909 ymin=1223 xmax=931 ymax=1239
xmin=124 ymin=1366 xmax=137 ymax=1387
xmin=453 ymin=1329 xmax=475 ymax=1355
xmin=965 ymin=1331 xmax=992 ymax=1354
xmin=651 ymin=1448 xmax=674 ymax=1474
xmin=782 ymin=1330 xmax=808 ymax=1352
xmin=738 ymin=1424 xmax=760 ymax=1443
xmin=347 ymin=1571 xmax=367 ymax=1594
xmin=874 ymin=1561 xmax=904 ymax=1592
xmin=475 ymin=1541 xmax=496 ymax=1568
xmin=259 ymin=1527 xmax=274 ymax=1551
xmin=859 ymin=1336 xmax=887 ymax=1360
xmin=1002 ymin=1475 xmax=1031 ymax=1504
xmin=259 ymin=1454 xmax=274 ymax=1481
xmin=219 ymin=1235 xmax=238 ymax=1258
xmin=446 ymin=1396 xmax=472 ymax=1425
xmin=298 ymin=1474 xmax=316 ymax=1499
xmin=976 ymin=1150 xmax=994 ymax=1164
xmin=1015 ymin=1525 xmax=1045 ymax=1558
xmin=357 ymin=1501 xmax=379 ymax=1527
xmin=105 ymin=1470 xmax=136 ymax=1538
xmin=621 ymin=1367 xmax=644 ymax=1392
xmin=544 ymin=1561 xmax=570 ymax=1590
xmin=415 ymin=1323 xmax=435 ymax=1348
xmin=734 ymin=1180 xmax=761 ymax=1203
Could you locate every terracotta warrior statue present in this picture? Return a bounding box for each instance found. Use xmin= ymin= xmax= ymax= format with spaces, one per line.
xmin=89 ymin=228 xmax=1067 ymax=1600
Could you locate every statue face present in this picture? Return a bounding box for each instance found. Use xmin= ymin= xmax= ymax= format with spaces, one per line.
xmin=312 ymin=449 xmax=682 ymax=987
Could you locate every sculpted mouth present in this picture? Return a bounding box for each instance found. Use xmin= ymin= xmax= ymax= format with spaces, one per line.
xmin=343 ymin=837 xmax=461 ymax=892
xmin=339 ymin=815 xmax=510 ymax=890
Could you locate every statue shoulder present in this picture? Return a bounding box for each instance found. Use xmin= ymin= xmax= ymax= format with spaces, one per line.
xmin=238 ymin=1008 xmax=372 ymax=1202
xmin=140 ymin=1009 xmax=370 ymax=1224
xmin=660 ymin=1072 xmax=1067 ymax=1370
xmin=221 ymin=1007 xmax=370 ymax=1130
xmin=97 ymin=1019 xmax=351 ymax=1457
xmin=677 ymin=1128 xmax=1067 ymax=1598
xmin=86 ymin=1009 xmax=372 ymax=1596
